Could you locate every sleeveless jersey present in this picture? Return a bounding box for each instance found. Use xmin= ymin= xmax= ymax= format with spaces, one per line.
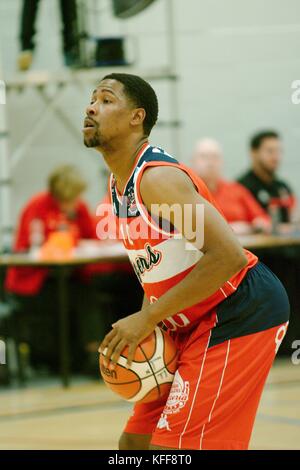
xmin=109 ymin=143 xmax=258 ymax=332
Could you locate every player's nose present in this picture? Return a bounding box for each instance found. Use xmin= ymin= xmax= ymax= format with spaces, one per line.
xmin=86 ymin=102 xmax=97 ymax=117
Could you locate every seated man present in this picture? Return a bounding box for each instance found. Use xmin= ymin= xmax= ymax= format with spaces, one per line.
xmin=192 ymin=138 xmax=270 ymax=235
xmin=238 ymin=130 xmax=296 ymax=224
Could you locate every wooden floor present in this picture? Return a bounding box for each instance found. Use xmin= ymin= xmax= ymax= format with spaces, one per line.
xmin=0 ymin=358 xmax=299 ymax=450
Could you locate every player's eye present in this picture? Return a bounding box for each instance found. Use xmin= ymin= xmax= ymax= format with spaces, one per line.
xmin=103 ymin=98 xmax=112 ymax=104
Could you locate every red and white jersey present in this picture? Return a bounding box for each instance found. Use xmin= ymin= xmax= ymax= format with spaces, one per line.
xmin=109 ymin=143 xmax=258 ymax=332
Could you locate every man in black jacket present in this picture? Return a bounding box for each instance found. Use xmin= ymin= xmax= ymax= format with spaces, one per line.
xmin=238 ymin=130 xmax=296 ymax=223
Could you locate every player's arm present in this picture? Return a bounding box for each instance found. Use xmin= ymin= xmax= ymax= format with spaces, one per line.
xmin=141 ymin=294 xmax=150 ymax=309
xmin=139 ymin=166 xmax=248 ymax=324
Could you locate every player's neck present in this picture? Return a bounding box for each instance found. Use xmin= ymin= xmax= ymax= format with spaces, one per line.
xmin=100 ymin=135 xmax=149 ymax=193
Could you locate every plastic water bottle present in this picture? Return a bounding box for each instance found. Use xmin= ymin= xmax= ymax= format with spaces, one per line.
xmin=29 ymin=219 xmax=44 ymax=257
xmin=269 ymin=199 xmax=280 ymax=235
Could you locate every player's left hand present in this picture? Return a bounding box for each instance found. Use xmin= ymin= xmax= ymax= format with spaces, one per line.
xmin=98 ymin=309 xmax=157 ymax=369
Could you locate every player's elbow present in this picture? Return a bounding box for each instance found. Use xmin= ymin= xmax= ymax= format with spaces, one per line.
xmin=216 ymin=245 xmax=248 ymax=279
xmin=230 ymin=248 xmax=248 ymax=274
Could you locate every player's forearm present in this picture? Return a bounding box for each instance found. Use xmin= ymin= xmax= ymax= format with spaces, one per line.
xmin=144 ymin=249 xmax=247 ymax=325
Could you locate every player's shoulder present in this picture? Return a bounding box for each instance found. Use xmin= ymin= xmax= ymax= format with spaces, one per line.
xmin=140 ymin=165 xmax=194 ymax=203
xmin=237 ymin=170 xmax=263 ymax=194
xmin=76 ymin=198 xmax=92 ymax=214
xmin=23 ymin=191 xmax=49 ymax=211
xmin=229 ymin=180 xmax=253 ymax=195
xmin=142 ymin=145 xmax=178 ymax=164
xmin=237 ymin=170 xmax=253 ymax=184
xmin=19 ymin=192 xmax=52 ymax=221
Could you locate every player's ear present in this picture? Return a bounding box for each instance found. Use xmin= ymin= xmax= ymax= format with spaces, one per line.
xmin=130 ymin=108 xmax=146 ymax=128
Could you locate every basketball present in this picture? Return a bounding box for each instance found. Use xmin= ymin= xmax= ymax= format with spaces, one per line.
xmin=99 ymin=327 xmax=178 ymax=403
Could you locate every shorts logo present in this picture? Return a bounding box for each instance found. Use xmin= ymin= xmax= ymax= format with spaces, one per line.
xmin=275 ymin=322 xmax=289 ymax=354
xmin=163 ymin=370 xmax=189 ymax=415
xmin=156 ymin=414 xmax=171 ymax=431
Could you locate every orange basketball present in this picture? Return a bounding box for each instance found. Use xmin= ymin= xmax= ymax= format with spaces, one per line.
xmin=99 ymin=327 xmax=178 ymax=403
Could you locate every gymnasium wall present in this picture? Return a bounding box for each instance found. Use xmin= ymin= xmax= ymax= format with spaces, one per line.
xmin=0 ymin=0 xmax=300 ymax=226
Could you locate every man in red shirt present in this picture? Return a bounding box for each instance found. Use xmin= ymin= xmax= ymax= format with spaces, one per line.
xmin=192 ymin=138 xmax=271 ymax=235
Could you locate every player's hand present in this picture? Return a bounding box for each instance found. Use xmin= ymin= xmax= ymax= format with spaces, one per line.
xmin=98 ymin=309 xmax=157 ymax=370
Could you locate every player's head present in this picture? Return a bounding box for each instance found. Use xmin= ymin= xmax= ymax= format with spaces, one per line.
xmin=83 ymin=73 xmax=159 ymax=149
xmin=192 ymin=138 xmax=223 ymax=186
xmin=250 ymin=130 xmax=282 ymax=176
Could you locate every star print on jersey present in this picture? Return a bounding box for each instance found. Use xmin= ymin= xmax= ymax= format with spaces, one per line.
xmin=127 ymin=185 xmax=139 ymax=216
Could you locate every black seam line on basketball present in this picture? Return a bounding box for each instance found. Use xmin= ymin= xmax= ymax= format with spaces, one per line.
xmin=165 ymin=351 xmax=179 ymax=375
xmin=139 ymin=386 xmax=164 ymax=403
xmin=101 ymin=363 xmax=142 ymax=399
xmin=103 ymin=357 xmax=177 ymax=385
xmin=138 ymin=342 xmax=161 ymax=396
xmin=100 ymin=359 xmax=142 ymax=386
xmin=101 ymin=355 xmax=154 ymax=383
xmin=103 ymin=356 xmax=177 ymax=385
xmin=103 ymin=352 xmax=150 ymax=364
xmin=136 ymin=333 xmax=178 ymax=388
xmin=101 ymin=347 xmax=177 ymax=385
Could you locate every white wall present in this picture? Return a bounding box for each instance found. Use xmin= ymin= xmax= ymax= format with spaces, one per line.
xmin=0 ymin=0 xmax=300 ymax=228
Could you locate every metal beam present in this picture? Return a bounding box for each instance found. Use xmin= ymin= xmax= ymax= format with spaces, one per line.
xmin=0 ymin=65 xmax=12 ymax=252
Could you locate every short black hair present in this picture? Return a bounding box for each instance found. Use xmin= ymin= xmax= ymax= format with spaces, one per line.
xmin=101 ymin=73 xmax=159 ymax=136
xmin=250 ymin=130 xmax=280 ymax=150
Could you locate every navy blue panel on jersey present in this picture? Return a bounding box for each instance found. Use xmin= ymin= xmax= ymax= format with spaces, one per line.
xmin=209 ymin=262 xmax=290 ymax=348
xmin=110 ymin=145 xmax=178 ymax=219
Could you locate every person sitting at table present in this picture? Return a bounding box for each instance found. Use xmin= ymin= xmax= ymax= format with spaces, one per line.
xmin=192 ymin=138 xmax=271 ymax=235
xmin=5 ymin=165 xmax=95 ymax=295
xmin=237 ymin=130 xmax=297 ymax=225
xmin=4 ymin=165 xmax=100 ymax=374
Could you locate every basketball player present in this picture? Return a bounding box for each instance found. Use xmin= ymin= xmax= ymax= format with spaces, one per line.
xmin=83 ymin=73 xmax=290 ymax=450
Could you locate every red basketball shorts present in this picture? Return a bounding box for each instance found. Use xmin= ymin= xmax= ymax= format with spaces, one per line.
xmin=123 ymin=262 xmax=290 ymax=450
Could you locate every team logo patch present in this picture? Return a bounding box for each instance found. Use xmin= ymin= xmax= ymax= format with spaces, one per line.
xmin=163 ymin=370 xmax=190 ymax=415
